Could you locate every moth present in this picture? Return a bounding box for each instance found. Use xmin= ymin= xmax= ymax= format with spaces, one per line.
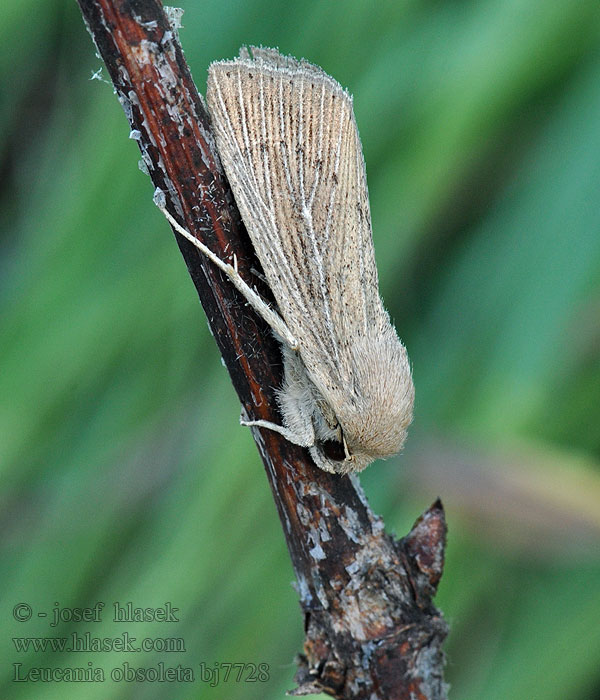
xmin=160 ymin=47 xmax=414 ymax=474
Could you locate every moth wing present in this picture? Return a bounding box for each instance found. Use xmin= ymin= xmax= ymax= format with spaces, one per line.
xmin=206 ymin=50 xmax=387 ymax=394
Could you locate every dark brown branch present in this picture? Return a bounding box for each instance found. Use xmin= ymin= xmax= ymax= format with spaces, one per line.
xmin=76 ymin=1 xmax=448 ymax=697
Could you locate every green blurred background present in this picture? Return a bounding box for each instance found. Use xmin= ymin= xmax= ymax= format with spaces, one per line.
xmin=2 ymin=0 xmax=600 ymax=698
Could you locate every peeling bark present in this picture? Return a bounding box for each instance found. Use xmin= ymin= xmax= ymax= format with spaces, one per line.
xmin=76 ymin=1 xmax=449 ymax=697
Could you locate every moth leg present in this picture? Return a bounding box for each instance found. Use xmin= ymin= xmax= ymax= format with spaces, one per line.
xmin=308 ymin=446 xmax=337 ymax=474
xmin=240 ymin=415 xmax=315 ymax=448
xmin=157 ymin=205 xmax=299 ymax=351
xmin=240 ymin=411 xmax=340 ymax=474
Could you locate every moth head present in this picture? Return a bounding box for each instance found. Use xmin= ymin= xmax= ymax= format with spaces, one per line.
xmin=330 ymin=328 xmax=415 ymax=473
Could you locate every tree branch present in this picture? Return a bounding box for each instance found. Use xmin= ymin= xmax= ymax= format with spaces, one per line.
xmin=76 ymin=1 xmax=448 ymax=697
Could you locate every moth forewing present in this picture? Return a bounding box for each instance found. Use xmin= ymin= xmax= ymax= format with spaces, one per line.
xmin=204 ymin=47 xmax=414 ymax=474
